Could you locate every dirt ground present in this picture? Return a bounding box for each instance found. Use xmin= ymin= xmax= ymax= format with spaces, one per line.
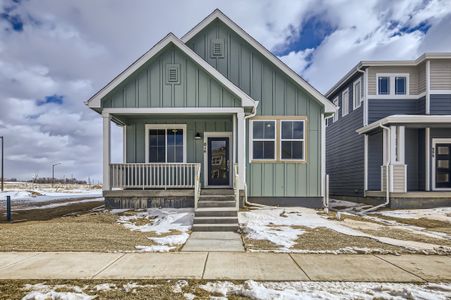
xmin=0 ymin=279 xmax=250 ymax=300
xmin=0 ymin=210 xmax=156 ymax=252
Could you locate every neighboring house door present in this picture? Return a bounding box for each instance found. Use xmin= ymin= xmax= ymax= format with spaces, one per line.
xmin=434 ymin=142 xmax=451 ymax=189
xmin=207 ymin=137 xmax=230 ymax=186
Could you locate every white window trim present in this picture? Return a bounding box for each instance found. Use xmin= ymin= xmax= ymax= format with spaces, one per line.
xmin=342 ymin=88 xmax=349 ymax=117
xmin=353 ymin=78 xmax=363 ymax=110
xmin=249 ymin=120 xmax=277 ymax=161
xmin=376 ymin=73 xmax=410 ymax=96
xmin=144 ymin=124 xmax=187 ymax=163
xmin=279 ymin=120 xmax=306 ymax=162
xmin=333 ymin=97 xmax=339 ymax=122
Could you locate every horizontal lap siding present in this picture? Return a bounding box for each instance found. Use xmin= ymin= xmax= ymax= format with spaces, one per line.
xmin=326 ymin=106 xmax=364 ymax=196
xmin=430 ymin=59 xmax=451 ymax=90
xmin=187 ymin=19 xmax=323 ymax=198
xmin=430 ymin=94 xmax=451 ymax=114
xmin=101 ymin=45 xmax=239 ymax=108
xmin=368 ymin=98 xmax=425 ymax=123
xmin=405 ymin=129 xmax=420 ymax=191
xmin=368 ymin=131 xmax=383 ymax=191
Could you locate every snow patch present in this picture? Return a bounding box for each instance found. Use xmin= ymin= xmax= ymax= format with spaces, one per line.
xmin=377 ymin=207 xmax=451 ymax=224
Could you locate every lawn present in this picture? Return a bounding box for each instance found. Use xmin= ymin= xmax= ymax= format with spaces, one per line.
xmin=0 ymin=279 xmax=449 ymax=300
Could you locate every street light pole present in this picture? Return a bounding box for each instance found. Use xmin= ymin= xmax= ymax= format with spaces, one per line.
xmin=1 ymin=136 xmax=3 ymax=192
xmin=52 ymin=163 xmax=61 ymax=188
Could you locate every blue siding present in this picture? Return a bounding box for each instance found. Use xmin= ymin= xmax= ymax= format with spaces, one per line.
xmin=368 ymin=97 xmax=425 ymax=123
xmin=326 ymin=105 xmax=364 ymax=196
xmin=430 ymin=94 xmax=451 ymax=114
xmin=405 ymin=129 xmax=420 ymax=191
xmin=367 ymin=131 xmax=383 ymax=191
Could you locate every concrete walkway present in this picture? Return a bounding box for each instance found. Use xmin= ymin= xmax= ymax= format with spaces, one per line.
xmin=0 ymin=252 xmax=449 ymax=282
xmin=182 ymin=232 xmax=245 ymax=252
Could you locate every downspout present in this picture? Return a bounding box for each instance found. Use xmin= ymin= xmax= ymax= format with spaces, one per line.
xmin=360 ymin=123 xmax=391 ymax=214
xmin=243 ymin=102 xmax=276 ymax=208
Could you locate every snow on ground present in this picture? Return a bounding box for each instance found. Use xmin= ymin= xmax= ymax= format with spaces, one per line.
xmin=239 ymin=207 xmax=451 ymax=253
xmin=117 ymin=208 xmax=194 ymax=252
xmin=22 ymin=283 xmax=93 ymax=300
xmin=200 ymin=280 xmax=451 ymax=300
xmin=14 ymin=198 xmax=104 ymax=210
xmin=377 ymin=207 xmax=451 ymax=224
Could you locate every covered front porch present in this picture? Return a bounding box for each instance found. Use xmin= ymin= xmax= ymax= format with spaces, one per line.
xmin=358 ymin=115 xmax=451 ymax=207
xmin=102 ymin=107 xmax=247 ymax=208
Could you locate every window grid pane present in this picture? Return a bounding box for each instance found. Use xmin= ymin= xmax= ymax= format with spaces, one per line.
xmin=148 ymin=127 xmax=184 ymax=163
xmin=378 ymin=77 xmax=390 ymax=95
xmin=280 ymin=121 xmax=305 ymax=160
xmin=395 ymin=76 xmax=406 ymax=95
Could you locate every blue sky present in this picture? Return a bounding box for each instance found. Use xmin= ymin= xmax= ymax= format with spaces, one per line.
xmin=1 ymin=0 xmax=451 ymax=181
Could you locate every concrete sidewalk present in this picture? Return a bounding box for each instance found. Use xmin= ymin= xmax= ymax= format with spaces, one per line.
xmin=0 ymin=252 xmax=449 ymax=282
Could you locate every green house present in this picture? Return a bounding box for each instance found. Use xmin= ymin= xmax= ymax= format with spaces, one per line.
xmin=86 ymin=9 xmax=335 ymax=229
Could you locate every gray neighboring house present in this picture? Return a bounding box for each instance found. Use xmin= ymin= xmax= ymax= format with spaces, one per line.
xmin=326 ymin=53 xmax=451 ymax=208
xmin=85 ymin=9 xmax=335 ymax=230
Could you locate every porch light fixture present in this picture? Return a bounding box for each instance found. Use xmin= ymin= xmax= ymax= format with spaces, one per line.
xmin=194 ymin=133 xmax=202 ymax=140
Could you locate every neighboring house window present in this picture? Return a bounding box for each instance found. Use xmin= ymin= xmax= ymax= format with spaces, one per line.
xmin=333 ymin=97 xmax=339 ymax=122
xmin=280 ymin=120 xmax=305 ymax=160
xmin=395 ymin=76 xmax=407 ymax=95
xmin=353 ymin=78 xmax=363 ymax=109
xmin=378 ymin=76 xmax=390 ymax=95
xmin=377 ymin=74 xmax=409 ymax=96
xmin=251 ymin=120 xmax=276 ymax=160
xmin=342 ymin=89 xmax=349 ymax=117
xmin=146 ymin=124 xmax=186 ymax=163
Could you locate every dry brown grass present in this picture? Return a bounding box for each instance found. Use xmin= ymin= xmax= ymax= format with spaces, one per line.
xmin=0 ymin=212 xmax=156 ymax=252
xmin=0 ymin=280 xmax=251 ymax=300
xmin=371 ymin=214 xmax=451 ymax=233
xmin=291 ymin=227 xmax=404 ymax=252
xmin=360 ymin=228 xmax=451 ymax=247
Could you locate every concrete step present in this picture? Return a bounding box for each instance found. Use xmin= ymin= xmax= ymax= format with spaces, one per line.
xmin=193 ymin=216 xmax=238 ymax=224
xmin=192 ymin=223 xmax=239 ymax=232
xmin=195 ymin=208 xmax=238 ymax=217
xmin=201 ymin=189 xmax=234 ymax=195
xmin=197 ymin=200 xmax=236 ymax=208
xmin=199 ymin=195 xmax=235 ymax=201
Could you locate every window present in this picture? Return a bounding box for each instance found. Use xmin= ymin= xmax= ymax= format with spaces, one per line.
xmin=342 ymin=89 xmax=349 ymax=117
xmin=146 ymin=125 xmax=186 ymax=163
xmin=353 ymin=78 xmax=363 ymax=109
xmin=333 ymin=97 xmax=339 ymax=122
xmin=280 ymin=120 xmax=305 ymax=160
xmin=395 ymin=76 xmax=406 ymax=95
xmin=251 ymin=120 xmax=275 ymax=160
xmin=378 ymin=76 xmax=390 ymax=95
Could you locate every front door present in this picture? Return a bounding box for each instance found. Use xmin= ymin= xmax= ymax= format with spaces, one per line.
xmin=435 ymin=143 xmax=451 ymax=189
xmin=207 ymin=137 xmax=230 ymax=186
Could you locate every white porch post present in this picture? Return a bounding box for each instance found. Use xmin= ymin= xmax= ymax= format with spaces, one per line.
xmin=103 ymin=112 xmax=111 ymax=191
xmin=237 ymin=111 xmax=246 ymax=189
xmin=426 ymin=127 xmax=431 ymax=191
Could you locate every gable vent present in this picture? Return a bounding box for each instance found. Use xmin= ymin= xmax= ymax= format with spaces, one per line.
xmin=166 ymin=64 xmax=180 ymax=85
xmin=210 ymin=39 xmax=224 ymax=58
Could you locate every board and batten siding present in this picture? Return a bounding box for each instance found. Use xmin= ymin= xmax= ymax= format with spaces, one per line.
xmin=125 ymin=116 xmax=232 ymax=186
xmin=367 ymin=66 xmax=421 ymax=96
xmin=186 ymin=19 xmax=323 ymax=198
xmin=430 ymin=59 xmax=451 ymax=90
xmin=101 ymin=44 xmax=239 ymax=108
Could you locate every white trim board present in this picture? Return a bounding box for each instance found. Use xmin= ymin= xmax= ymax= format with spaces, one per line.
xmin=181 ymin=9 xmax=336 ymax=115
xmin=432 ymin=138 xmax=451 ymax=191
xmin=86 ymin=33 xmax=256 ymax=109
xmin=103 ymin=107 xmax=244 ymax=115
xmin=357 ymin=115 xmax=451 ymax=134
xmin=203 ymin=132 xmax=233 ymax=188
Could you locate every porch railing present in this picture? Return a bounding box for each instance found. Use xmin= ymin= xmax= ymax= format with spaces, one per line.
xmin=110 ymin=163 xmax=201 ymax=189
xmin=194 ymin=164 xmax=201 ymax=209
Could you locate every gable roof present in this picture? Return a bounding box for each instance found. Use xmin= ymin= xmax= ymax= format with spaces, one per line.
xmin=86 ymin=33 xmax=257 ymax=109
xmin=182 ymin=9 xmax=336 ymax=114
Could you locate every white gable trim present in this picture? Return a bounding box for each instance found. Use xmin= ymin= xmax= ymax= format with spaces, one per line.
xmin=182 ymin=9 xmax=336 ymax=114
xmin=86 ymin=33 xmax=256 ymax=109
